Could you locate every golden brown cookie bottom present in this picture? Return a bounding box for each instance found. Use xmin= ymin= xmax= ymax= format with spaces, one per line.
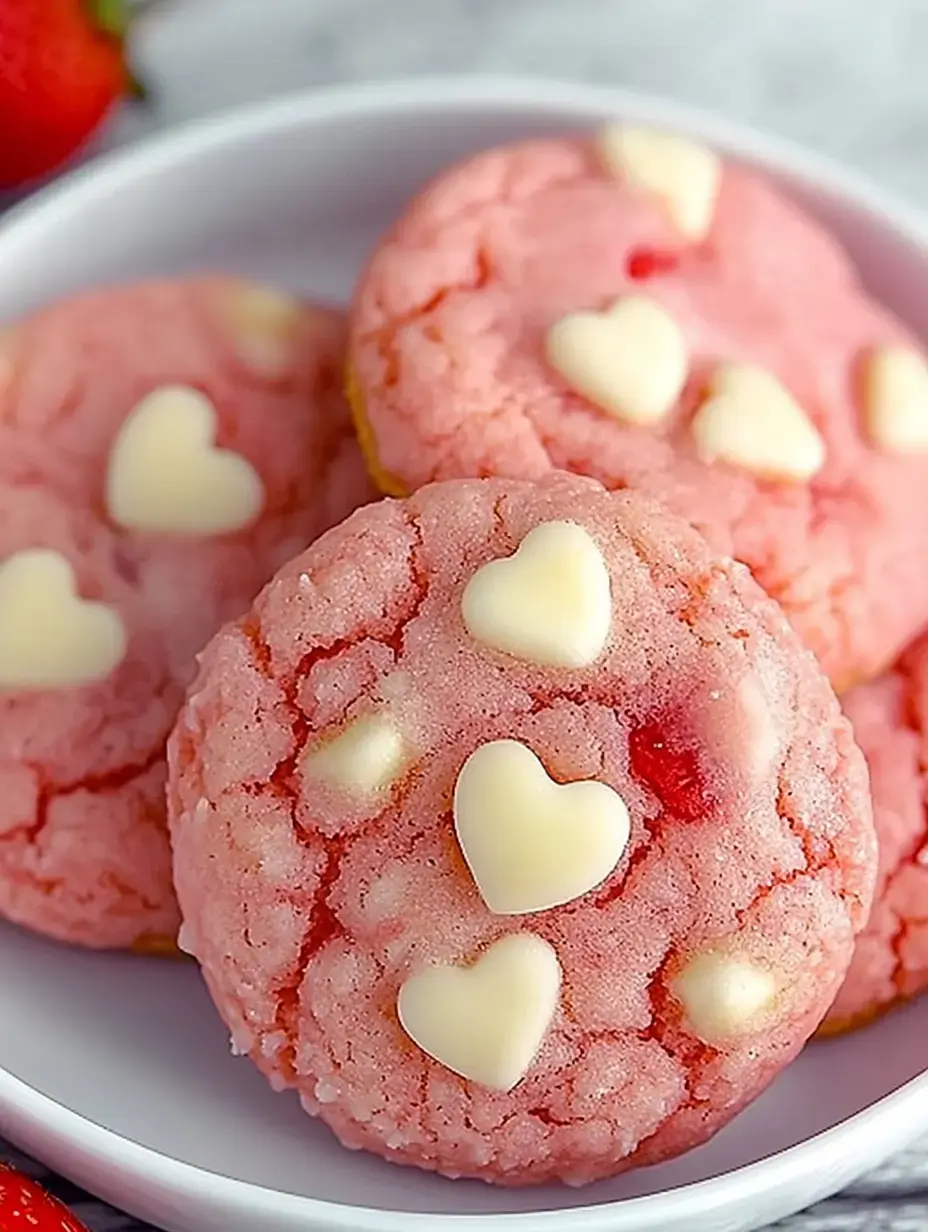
xmin=814 ymin=994 xmax=904 ymax=1038
xmin=345 ymin=365 xmax=409 ymax=498
xmin=131 ymin=932 xmax=189 ymax=959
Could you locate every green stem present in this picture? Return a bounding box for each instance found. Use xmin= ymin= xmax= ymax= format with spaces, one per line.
xmin=88 ymin=0 xmax=131 ymax=39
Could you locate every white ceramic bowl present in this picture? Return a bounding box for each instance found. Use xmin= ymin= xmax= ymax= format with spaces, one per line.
xmin=0 ymin=75 xmax=927 ymax=1232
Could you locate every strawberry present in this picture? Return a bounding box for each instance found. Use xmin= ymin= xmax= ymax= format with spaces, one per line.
xmin=0 ymin=1163 xmax=91 ymax=1232
xmin=0 ymin=0 xmax=141 ymax=189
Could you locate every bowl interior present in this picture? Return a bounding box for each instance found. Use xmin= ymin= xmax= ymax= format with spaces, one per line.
xmin=0 ymin=83 xmax=927 ymax=1222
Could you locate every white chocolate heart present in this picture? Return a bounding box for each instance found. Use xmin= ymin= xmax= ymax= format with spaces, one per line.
xmin=397 ymin=933 xmax=561 ymax=1090
xmin=0 ymin=550 xmax=126 ymax=690
xmin=863 ymin=346 xmax=928 ymax=454
xmin=671 ymin=951 xmax=777 ymax=1043
xmin=106 ymin=386 xmax=265 ymax=536
xmin=734 ymin=677 xmax=781 ymax=777
xmin=454 ymin=740 xmax=630 ymax=915
xmin=546 ymin=295 xmax=689 ymax=426
xmin=462 ymin=521 xmax=611 ymax=668
xmin=303 ymin=712 xmax=409 ymax=796
xmin=221 ymin=285 xmax=304 ymax=379
xmin=690 ymin=363 xmax=825 ymax=482
xmin=599 ymin=124 xmax=721 ymax=241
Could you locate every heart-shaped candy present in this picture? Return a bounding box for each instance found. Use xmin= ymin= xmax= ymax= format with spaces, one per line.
xmin=397 ymin=933 xmax=561 ymax=1091
xmin=0 ymin=550 xmax=126 ymax=690
xmin=462 ymin=521 xmax=611 ymax=668
xmin=864 ymin=345 xmax=928 ymax=454
xmin=106 ymin=386 xmax=265 ymax=535
xmin=690 ymin=363 xmax=826 ymax=482
xmin=454 ymin=739 xmax=630 ymax=915
xmin=599 ymin=124 xmax=721 ymax=241
xmin=546 ymin=295 xmax=689 ymax=426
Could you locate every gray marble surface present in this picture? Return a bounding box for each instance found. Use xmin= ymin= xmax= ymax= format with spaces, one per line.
xmin=3 ymin=1 xmax=928 ymax=1229
xmin=112 ymin=0 xmax=928 ymax=207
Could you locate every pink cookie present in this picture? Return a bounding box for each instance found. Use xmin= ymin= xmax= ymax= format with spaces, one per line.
xmin=823 ymin=634 xmax=928 ymax=1032
xmin=169 ymin=473 xmax=875 ymax=1187
xmin=348 ymin=127 xmax=928 ymax=690
xmin=0 ymin=277 xmax=376 ymax=950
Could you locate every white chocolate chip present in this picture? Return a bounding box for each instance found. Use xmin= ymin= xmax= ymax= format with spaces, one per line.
xmin=462 ymin=521 xmax=611 ymax=668
xmin=690 ymin=363 xmax=825 ymax=482
xmin=303 ymin=712 xmax=409 ymax=797
xmin=106 ymin=386 xmax=265 ymax=536
xmin=314 ymin=1080 xmax=339 ymax=1104
xmin=863 ymin=346 xmax=928 ymax=454
xmin=397 ymin=933 xmax=561 ymax=1091
xmin=454 ymin=739 xmax=630 ymax=915
xmin=176 ymin=923 xmax=196 ymax=956
xmin=0 ymin=550 xmax=126 ymax=690
xmin=220 ymin=285 xmax=304 ymax=379
xmin=546 ymin=295 xmax=689 ymax=426
xmin=599 ymin=124 xmax=721 ymax=241
xmin=735 ymin=677 xmax=781 ymax=777
xmin=671 ymin=951 xmax=777 ymax=1043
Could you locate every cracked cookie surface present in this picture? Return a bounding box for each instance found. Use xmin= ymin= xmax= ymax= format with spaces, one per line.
xmin=0 ymin=277 xmax=375 ymax=949
xmin=348 ymin=135 xmax=928 ymax=690
xmin=168 ymin=473 xmax=875 ymax=1186
xmin=823 ymin=634 xmax=928 ymax=1033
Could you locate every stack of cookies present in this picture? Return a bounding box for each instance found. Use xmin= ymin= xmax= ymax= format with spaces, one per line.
xmin=2 ymin=122 xmax=927 ymax=1188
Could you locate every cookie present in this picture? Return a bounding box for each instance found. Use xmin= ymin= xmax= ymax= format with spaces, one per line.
xmin=821 ymin=634 xmax=928 ymax=1033
xmin=348 ymin=126 xmax=928 ymax=690
xmin=0 ymin=277 xmax=376 ymax=949
xmin=168 ymin=473 xmax=875 ymax=1186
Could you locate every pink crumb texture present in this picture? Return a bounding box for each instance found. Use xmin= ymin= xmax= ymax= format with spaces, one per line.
xmin=0 ymin=276 xmax=376 ymax=949
xmin=169 ymin=473 xmax=875 ymax=1186
xmin=348 ymin=135 xmax=928 ymax=690
xmin=824 ymin=633 xmax=928 ymax=1030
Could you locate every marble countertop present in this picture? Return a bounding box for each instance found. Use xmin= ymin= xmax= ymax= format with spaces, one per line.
xmin=113 ymin=0 xmax=928 ymax=207
xmin=3 ymin=1 xmax=928 ymax=1229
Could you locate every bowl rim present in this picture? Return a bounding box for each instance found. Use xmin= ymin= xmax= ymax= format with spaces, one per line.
xmin=2 ymin=72 xmax=928 ymax=257
xmin=5 ymin=1062 xmax=928 ymax=1230
xmin=1 ymin=72 xmax=927 ymax=1231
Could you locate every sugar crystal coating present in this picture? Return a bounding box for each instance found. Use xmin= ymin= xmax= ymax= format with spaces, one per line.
xmin=0 ymin=277 xmax=375 ymax=948
xmin=824 ymin=634 xmax=928 ymax=1031
xmin=169 ymin=473 xmax=875 ymax=1186
xmin=349 ymin=134 xmax=928 ymax=688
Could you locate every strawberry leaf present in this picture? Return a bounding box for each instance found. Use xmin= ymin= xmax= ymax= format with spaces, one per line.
xmin=86 ymin=0 xmax=131 ymax=40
